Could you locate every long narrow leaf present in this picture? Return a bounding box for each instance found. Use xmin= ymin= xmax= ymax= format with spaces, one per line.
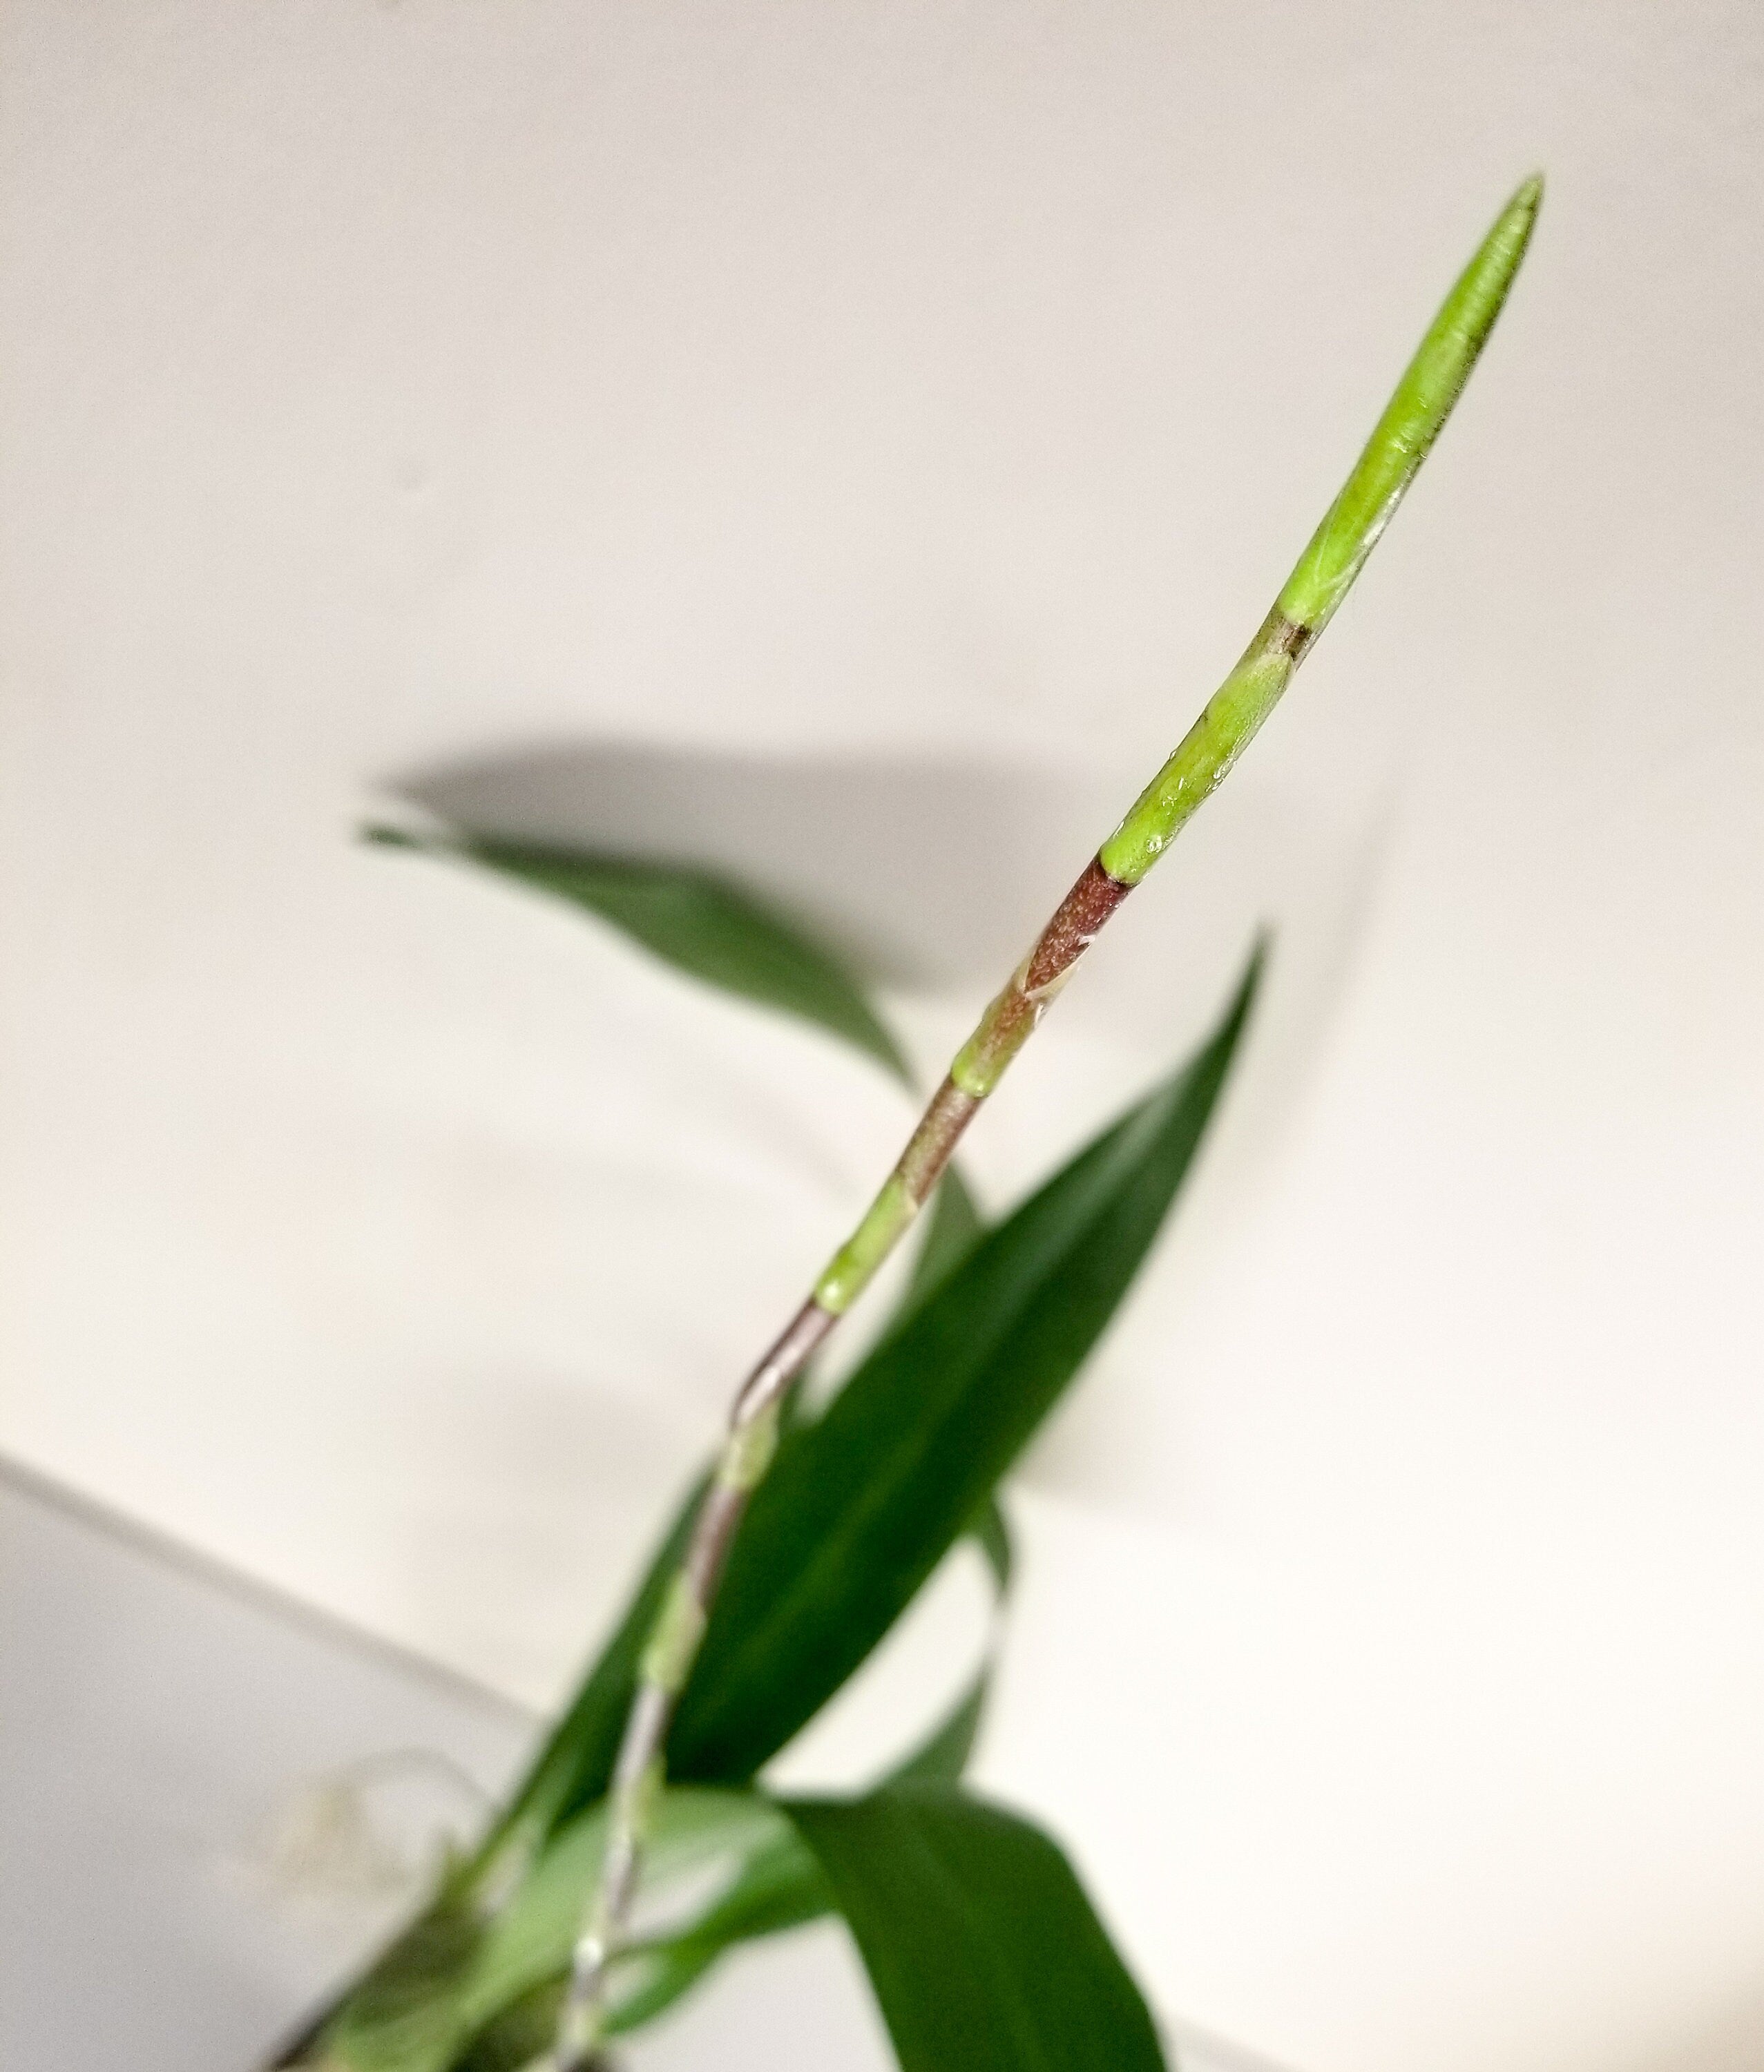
xmin=365 ymin=826 xmax=910 ymax=1081
xmin=785 ymin=1784 xmax=1164 ymax=2072
xmin=903 ymin=1164 xmax=986 ymax=1303
xmin=605 ymin=1830 xmax=833 ymax=2036
xmin=668 ymin=946 xmax=1262 ymax=1782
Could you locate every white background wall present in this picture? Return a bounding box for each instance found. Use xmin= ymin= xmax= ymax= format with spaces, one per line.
xmin=3 ymin=6 xmax=1762 ymax=2070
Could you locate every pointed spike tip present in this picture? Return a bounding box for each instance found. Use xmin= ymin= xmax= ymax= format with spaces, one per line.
xmin=1489 ymin=172 xmax=1544 ymax=271
xmin=1099 ymin=173 xmax=1546 ymax=890
xmin=1472 ymin=173 xmax=1544 ymax=309
xmin=1272 ymin=173 xmax=1543 ymax=637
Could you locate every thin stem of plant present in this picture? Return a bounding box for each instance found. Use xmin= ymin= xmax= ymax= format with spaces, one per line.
xmin=553 ymin=175 xmax=1541 ymax=2067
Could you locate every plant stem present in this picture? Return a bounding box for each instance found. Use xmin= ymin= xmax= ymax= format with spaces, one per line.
xmin=553 ymin=173 xmax=1540 ymax=2067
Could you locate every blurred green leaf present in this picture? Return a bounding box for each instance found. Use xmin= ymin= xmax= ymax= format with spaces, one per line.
xmin=903 ymin=1164 xmax=986 ymax=1305
xmin=890 ymin=1668 xmax=989 ymax=1787
xmin=607 ymin=1827 xmax=833 ymax=2035
xmin=785 ymin=1784 xmax=1164 ymax=2072
xmin=969 ymin=1491 xmax=1014 ymax=1592
xmin=316 ymin=1881 xmax=485 ymax=2072
xmin=304 ymin=946 xmax=1249 ymax=2066
xmin=450 ymin=1814 xmax=837 ymax=2070
xmin=459 ymin=1790 xmax=784 ymax=2044
xmin=445 ymin=1678 xmax=1020 ymax=2069
xmin=327 ymin=1787 xmax=801 ymax=2072
xmin=366 ymin=826 xmax=911 ymax=1082
xmin=667 ymin=946 xmax=1262 ymax=1783
xmin=448 ymin=1983 xmax=557 ymax=2072
xmin=897 ymin=1166 xmax=1015 ymax=1600
xmin=433 ymin=1519 xmax=1011 ymax=2062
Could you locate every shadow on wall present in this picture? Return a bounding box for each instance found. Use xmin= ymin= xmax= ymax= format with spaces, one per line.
xmin=385 ymin=736 xmax=1394 ymax=1515
xmin=394 ymin=733 xmax=1392 ymax=1161
xmin=399 ymin=739 xmax=1112 ymax=993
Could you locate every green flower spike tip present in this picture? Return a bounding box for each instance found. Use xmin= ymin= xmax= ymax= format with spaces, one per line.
xmin=1098 ymin=173 xmax=1542 ymax=888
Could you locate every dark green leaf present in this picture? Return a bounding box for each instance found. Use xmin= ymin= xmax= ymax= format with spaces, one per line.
xmin=903 ymin=1165 xmax=986 ymax=1305
xmin=668 ymin=946 xmax=1262 ymax=1782
xmin=528 ymin=1163 xmax=1002 ymax=1839
xmin=896 ymin=1168 xmax=1013 ymax=1599
xmin=450 ymin=1816 xmax=836 ymax=2070
xmin=448 ymin=1984 xmax=558 ymax=2072
xmin=594 ymin=1650 xmax=997 ymax=2040
xmin=889 ymin=1671 xmax=988 ymax=1786
xmin=606 ymin=1829 xmax=834 ymax=2035
xmin=314 ymin=1882 xmax=484 ymax=2072
xmin=785 ymin=1784 xmax=1165 ymax=2072
xmin=969 ymin=1493 xmax=1013 ymax=1591
xmin=451 ymin=1790 xmax=784 ymax=2052
xmin=365 ymin=826 xmax=910 ymax=1082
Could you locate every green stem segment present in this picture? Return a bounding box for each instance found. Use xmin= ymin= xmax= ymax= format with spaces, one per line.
xmin=553 ymin=174 xmax=1541 ymax=2067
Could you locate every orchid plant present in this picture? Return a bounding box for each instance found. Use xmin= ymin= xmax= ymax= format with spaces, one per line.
xmin=270 ymin=177 xmax=1541 ymax=2072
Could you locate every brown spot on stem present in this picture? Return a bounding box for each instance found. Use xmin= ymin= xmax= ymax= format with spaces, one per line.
xmin=1271 ymin=611 xmax=1315 ymax=663
xmin=952 ymin=854 xmax=1135 ymax=1097
xmin=1024 ymin=854 xmax=1132 ymax=993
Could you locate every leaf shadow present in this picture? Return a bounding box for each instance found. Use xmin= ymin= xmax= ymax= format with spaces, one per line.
xmin=387 ymin=736 xmax=1390 ymax=1081
xmin=394 ymin=739 xmax=1109 ymax=994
